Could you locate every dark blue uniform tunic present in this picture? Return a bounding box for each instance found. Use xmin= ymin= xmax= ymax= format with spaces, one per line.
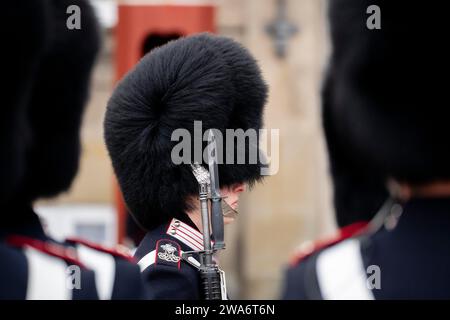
xmin=282 ymin=198 xmax=450 ymax=299
xmin=134 ymin=217 xmax=207 ymax=300
xmin=0 ymin=207 xmax=147 ymax=300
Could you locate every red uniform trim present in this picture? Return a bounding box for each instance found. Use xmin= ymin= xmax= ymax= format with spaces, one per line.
xmin=6 ymin=235 xmax=86 ymax=268
xmin=290 ymin=221 xmax=369 ymax=267
xmin=66 ymin=237 xmax=135 ymax=263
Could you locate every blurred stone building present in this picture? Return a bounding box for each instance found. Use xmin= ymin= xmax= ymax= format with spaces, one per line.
xmin=42 ymin=0 xmax=335 ymax=299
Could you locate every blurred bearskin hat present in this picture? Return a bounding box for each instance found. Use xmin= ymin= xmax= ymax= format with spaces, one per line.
xmin=104 ymin=33 xmax=268 ymax=230
xmin=326 ymin=0 xmax=450 ymax=185
xmin=17 ymin=0 xmax=100 ymax=203
xmin=323 ymin=74 xmax=388 ymax=227
xmin=0 ymin=1 xmax=49 ymax=206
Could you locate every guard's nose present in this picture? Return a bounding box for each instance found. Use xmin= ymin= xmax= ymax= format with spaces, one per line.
xmin=233 ymin=183 xmax=245 ymax=194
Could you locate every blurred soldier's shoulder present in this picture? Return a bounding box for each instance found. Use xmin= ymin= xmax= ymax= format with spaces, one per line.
xmin=0 ymin=234 xmax=146 ymax=300
xmin=283 ymin=222 xmax=370 ymax=300
xmin=64 ymin=237 xmax=146 ymax=299
xmin=289 ymin=221 xmax=369 ymax=267
xmin=0 ymin=235 xmax=98 ymax=299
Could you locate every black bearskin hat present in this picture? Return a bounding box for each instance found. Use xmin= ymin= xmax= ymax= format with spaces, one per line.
xmin=104 ymin=33 xmax=268 ymax=230
xmin=322 ymin=74 xmax=388 ymax=227
xmin=326 ymin=0 xmax=450 ymax=185
xmin=19 ymin=0 xmax=100 ymax=202
xmin=0 ymin=1 xmax=49 ymax=205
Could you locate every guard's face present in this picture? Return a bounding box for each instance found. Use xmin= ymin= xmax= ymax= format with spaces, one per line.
xmin=220 ymin=183 xmax=246 ymax=225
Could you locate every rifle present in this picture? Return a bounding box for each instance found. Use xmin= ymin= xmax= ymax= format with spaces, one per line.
xmin=184 ymin=130 xmax=227 ymax=300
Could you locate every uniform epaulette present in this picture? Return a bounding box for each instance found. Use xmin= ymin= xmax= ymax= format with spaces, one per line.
xmin=6 ymin=235 xmax=86 ymax=268
xmin=154 ymin=239 xmax=182 ymax=269
xmin=65 ymin=237 xmax=135 ymax=263
xmin=289 ymin=221 xmax=369 ymax=267
xmin=136 ymin=238 xmax=183 ymax=272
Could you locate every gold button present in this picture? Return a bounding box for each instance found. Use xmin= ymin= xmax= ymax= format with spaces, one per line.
xmin=170 ymin=228 xmax=177 ymax=235
xmin=174 ymin=220 xmax=180 ymax=227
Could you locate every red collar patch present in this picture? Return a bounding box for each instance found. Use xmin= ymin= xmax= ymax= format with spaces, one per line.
xmin=289 ymin=221 xmax=369 ymax=267
xmin=66 ymin=237 xmax=135 ymax=263
xmin=6 ymin=235 xmax=86 ymax=268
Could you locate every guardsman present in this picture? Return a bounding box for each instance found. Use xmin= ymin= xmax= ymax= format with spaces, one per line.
xmin=0 ymin=0 xmax=146 ymax=299
xmin=104 ymin=33 xmax=268 ymax=299
xmin=283 ymin=0 xmax=450 ymax=299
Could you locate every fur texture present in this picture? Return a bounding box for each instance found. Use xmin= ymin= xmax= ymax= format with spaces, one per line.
xmin=0 ymin=1 xmax=49 ymax=205
xmin=19 ymin=0 xmax=100 ymax=202
xmin=322 ymin=73 xmax=388 ymax=227
xmin=104 ymin=33 xmax=268 ymax=230
xmin=327 ymin=0 xmax=450 ymax=184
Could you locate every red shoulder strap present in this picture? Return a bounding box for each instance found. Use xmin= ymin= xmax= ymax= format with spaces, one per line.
xmin=66 ymin=237 xmax=135 ymax=263
xmin=6 ymin=235 xmax=86 ymax=268
xmin=289 ymin=221 xmax=369 ymax=267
